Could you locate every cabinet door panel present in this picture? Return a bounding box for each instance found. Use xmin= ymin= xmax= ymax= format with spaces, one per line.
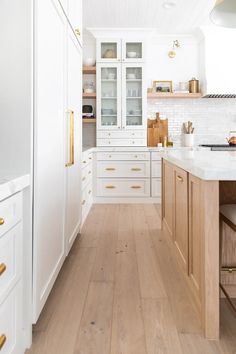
xmin=96 ymin=39 xmax=121 ymax=62
xmin=162 ymin=160 xmax=174 ymax=237
xmin=65 ymin=28 xmax=82 ymax=254
xmin=174 ymin=167 xmax=188 ymax=272
xmin=33 ymin=0 xmax=66 ymax=322
xmin=189 ymin=174 xmax=202 ymax=303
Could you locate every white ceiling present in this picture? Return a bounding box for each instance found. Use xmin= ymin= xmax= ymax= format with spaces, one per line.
xmin=83 ymin=0 xmax=215 ymax=33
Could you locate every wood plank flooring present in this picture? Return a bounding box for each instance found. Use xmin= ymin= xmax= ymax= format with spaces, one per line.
xmin=27 ymin=204 xmax=236 ymax=354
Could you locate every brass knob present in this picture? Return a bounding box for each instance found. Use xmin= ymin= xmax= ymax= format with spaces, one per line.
xmin=0 ymin=218 xmax=4 ymax=226
xmin=75 ymin=28 xmax=80 ymax=36
xmin=82 ymin=200 xmax=86 ymax=205
xmin=0 ymin=335 xmax=6 ymax=350
xmin=0 ymin=263 xmax=6 ymax=276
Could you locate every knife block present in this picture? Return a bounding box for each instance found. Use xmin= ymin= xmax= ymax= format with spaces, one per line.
xmin=147 ymin=114 xmax=168 ymax=147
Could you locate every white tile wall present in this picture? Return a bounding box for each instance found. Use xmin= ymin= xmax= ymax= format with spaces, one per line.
xmin=148 ymin=98 xmax=236 ymax=146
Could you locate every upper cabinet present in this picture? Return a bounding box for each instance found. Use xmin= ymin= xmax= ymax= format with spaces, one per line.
xmin=96 ymin=39 xmax=145 ymax=63
xmin=59 ymin=0 xmax=82 ymax=45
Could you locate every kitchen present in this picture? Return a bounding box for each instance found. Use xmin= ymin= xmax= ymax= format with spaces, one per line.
xmin=1 ymin=0 xmax=236 ymax=353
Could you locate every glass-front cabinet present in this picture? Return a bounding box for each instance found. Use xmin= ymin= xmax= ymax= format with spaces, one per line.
xmin=97 ymin=64 xmax=121 ymax=130
xmin=122 ymin=64 xmax=145 ymax=129
xmin=97 ymin=39 xmax=144 ymax=62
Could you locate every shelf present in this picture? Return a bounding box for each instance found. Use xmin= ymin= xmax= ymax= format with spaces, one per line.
xmin=101 ymin=97 xmax=117 ymax=99
xmin=83 ymin=66 xmax=96 ymax=74
xmin=83 ymin=93 xmax=96 ymax=99
xmin=126 ymin=79 xmax=142 ymax=82
xmin=126 ymin=97 xmax=142 ymax=99
xmin=101 ymin=79 xmax=117 ymax=82
xmin=101 ymin=114 xmax=117 ymax=117
xmin=147 ymin=92 xmax=202 ymax=99
xmin=83 ymin=118 xmax=96 ymax=123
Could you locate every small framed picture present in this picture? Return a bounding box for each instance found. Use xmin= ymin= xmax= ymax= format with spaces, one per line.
xmin=153 ymin=80 xmax=173 ymax=93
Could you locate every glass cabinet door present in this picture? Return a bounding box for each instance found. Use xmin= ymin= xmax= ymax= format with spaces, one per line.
xmin=97 ymin=64 xmax=121 ymax=129
xmin=96 ymin=39 xmax=121 ymax=62
xmin=122 ymin=41 xmax=144 ymax=62
xmin=122 ymin=64 xmax=144 ymax=129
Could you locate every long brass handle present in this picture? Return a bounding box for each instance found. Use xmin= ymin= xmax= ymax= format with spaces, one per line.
xmin=0 ymin=218 xmax=4 ymax=226
xmin=131 ymin=168 xmax=141 ymax=171
xmin=75 ymin=28 xmax=81 ymax=36
xmin=105 ymin=185 xmax=115 ymax=189
xmin=177 ymin=175 xmax=183 ymax=182
xmin=65 ymin=110 xmax=74 ymax=167
xmin=106 ymin=168 xmax=116 ymax=171
xmin=0 ymin=335 xmax=6 ymax=350
xmin=131 ymin=186 xmax=142 ymax=189
xmin=0 ymin=263 xmax=6 ymax=276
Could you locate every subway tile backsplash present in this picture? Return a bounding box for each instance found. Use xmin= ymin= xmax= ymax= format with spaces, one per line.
xmin=148 ymin=98 xmax=236 ymax=146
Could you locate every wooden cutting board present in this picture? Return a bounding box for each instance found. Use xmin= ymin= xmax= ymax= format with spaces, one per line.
xmin=147 ymin=114 xmax=168 ymax=147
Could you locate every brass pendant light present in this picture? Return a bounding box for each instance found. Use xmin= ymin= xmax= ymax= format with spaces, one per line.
xmin=210 ymin=0 xmax=236 ymax=28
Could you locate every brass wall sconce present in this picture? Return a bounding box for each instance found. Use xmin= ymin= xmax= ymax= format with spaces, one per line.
xmin=168 ymin=40 xmax=180 ymax=58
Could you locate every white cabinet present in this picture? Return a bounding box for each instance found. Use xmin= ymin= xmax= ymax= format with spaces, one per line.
xmin=33 ymin=0 xmax=82 ymax=322
xmin=96 ymin=39 xmax=145 ymax=62
xmin=81 ymin=151 xmax=93 ymax=225
xmin=59 ymin=0 xmax=82 ymax=45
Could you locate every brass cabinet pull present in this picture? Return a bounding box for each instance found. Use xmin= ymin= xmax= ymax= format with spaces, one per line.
xmin=83 ymin=160 xmax=87 ymax=164
xmin=134 ymin=155 xmax=138 ymax=158
xmin=0 ymin=335 xmax=6 ymax=350
xmin=75 ymin=28 xmax=81 ymax=36
xmin=131 ymin=186 xmax=141 ymax=189
xmin=131 ymin=168 xmax=141 ymax=171
xmin=105 ymin=185 xmax=115 ymax=189
xmin=89 ymin=157 xmax=92 ymax=160
xmin=88 ymin=171 xmax=92 ymax=174
xmin=82 ymin=200 xmax=86 ymax=205
xmin=65 ymin=110 xmax=74 ymax=167
xmin=0 ymin=263 xmax=6 ymax=276
xmin=88 ymin=190 xmax=92 ymax=194
xmin=177 ymin=175 xmax=183 ymax=182
xmin=109 ymin=155 xmax=112 ymax=158
xmin=105 ymin=168 xmax=115 ymax=171
xmin=82 ymin=177 xmax=86 ymax=181
xmin=0 ymin=218 xmax=4 ymax=226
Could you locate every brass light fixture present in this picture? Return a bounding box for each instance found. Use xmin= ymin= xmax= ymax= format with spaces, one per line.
xmin=210 ymin=0 xmax=236 ymax=28
xmin=168 ymin=40 xmax=180 ymax=58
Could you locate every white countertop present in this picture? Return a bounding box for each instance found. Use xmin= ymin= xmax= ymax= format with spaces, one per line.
xmin=82 ymin=146 xmax=207 ymax=154
xmin=0 ymin=174 xmax=30 ymax=201
xmin=163 ymin=150 xmax=236 ymax=180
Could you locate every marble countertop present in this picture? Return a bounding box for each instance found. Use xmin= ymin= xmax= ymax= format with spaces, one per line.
xmin=0 ymin=174 xmax=30 ymax=201
xmin=82 ymin=146 xmax=208 ymax=153
xmin=162 ymin=150 xmax=236 ymax=180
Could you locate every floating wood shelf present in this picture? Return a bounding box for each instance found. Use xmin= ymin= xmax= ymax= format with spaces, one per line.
xmin=147 ymin=92 xmax=202 ymax=99
xmin=82 ymin=118 xmax=96 ymax=123
xmin=83 ymin=66 xmax=96 ymax=74
xmin=83 ymin=93 xmax=96 ymax=99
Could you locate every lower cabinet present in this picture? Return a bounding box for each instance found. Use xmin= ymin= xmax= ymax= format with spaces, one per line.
xmin=162 ymin=159 xmax=202 ymax=306
xmin=81 ymin=151 xmax=93 ymax=225
xmin=173 ymin=166 xmax=189 ymax=272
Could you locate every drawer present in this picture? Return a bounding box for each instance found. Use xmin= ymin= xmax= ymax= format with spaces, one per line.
xmin=151 ymin=178 xmax=162 ymax=197
xmin=0 ymin=223 xmax=22 ymax=298
xmin=81 ymin=183 xmax=93 ymax=210
xmin=152 ymin=161 xmax=162 ymax=177
xmin=97 ymin=161 xmax=150 ymax=178
xmin=97 ymin=130 xmax=146 ymax=139
xmin=97 ymin=139 xmax=146 ymax=147
xmin=96 ymin=152 xmax=150 ymax=161
xmin=82 ymin=152 xmax=93 ymax=168
xmin=82 ymin=164 xmax=92 ymax=190
xmin=0 ymin=193 xmax=22 ymax=238
xmin=151 ymin=152 xmax=162 ymax=161
xmin=96 ymin=179 xmax=150 ymax=197
xmin=0 ymin=284 xmax=21 ymax=354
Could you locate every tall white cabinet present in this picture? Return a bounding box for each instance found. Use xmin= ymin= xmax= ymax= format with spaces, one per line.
xmin=96 ymin=39 xmax=147 ymax=147
xmin=33 ymin=0 xmax=82 ymax=322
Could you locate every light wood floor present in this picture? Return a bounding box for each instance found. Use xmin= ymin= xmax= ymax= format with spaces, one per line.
xmin=27 ymin=204 xmax=236 ymax=354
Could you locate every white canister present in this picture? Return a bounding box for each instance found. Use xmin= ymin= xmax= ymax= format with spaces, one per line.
xmin=183 ymin=134 xmax=194 ymax=147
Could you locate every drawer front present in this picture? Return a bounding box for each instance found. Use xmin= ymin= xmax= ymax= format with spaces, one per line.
xmin=151 ymin=152 xmax=162 ymax=161
xmin=151 ymin=178 xmax=161 ymax=197
xmin=152 ymin=161 xmax=161 ymax=177
xmin=0 ymin=285 xmax=21 ymax=354
xmin=97 ymin=161 xmax=150 ymax=178
xmin=0 ymin=193 xmax=22 ymax=238
xmin=82 ymin=152 xmax=93 ymax=169
xmin=82 ymin=183 xmax=93 ymax=211
xmin=82 ymin=164 xmax=92 ymax=191
xmin=97 ymin=179 xmax=150 ymax=197
xmin=97 ymin=130 xmax=146 ymax=139
xmin=97 ymin=139 xmax=146 ymax=147
xmin=96 ymin=152 xmax=150 ymax=161
xmin=0 ymin=224 xmax=22 ymax=298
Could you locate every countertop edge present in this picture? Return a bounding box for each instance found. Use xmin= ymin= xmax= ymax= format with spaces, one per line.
xmin=0 ymin=174 xmax=30 ymax=202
